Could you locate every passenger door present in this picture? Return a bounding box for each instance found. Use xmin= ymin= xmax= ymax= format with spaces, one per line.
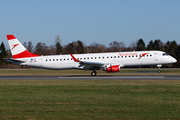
xmin=39 ymin=58 xmax=43 ymax=66
xmin=154 ymin=53 xmax=158 ymax=61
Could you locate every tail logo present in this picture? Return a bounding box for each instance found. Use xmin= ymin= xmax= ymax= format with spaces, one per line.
xmin=11 ymin=44 xmax=19 ymax=50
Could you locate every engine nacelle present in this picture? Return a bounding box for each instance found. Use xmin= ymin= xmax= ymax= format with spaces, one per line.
xmin=104 ymin=64 xmax=120 ymax=73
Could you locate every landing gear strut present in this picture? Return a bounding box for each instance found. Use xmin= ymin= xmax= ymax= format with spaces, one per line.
xmin=91 ymin=71 xmax=97 ymax=76
xmin=157 ymin=65 xmax=162 ymax=73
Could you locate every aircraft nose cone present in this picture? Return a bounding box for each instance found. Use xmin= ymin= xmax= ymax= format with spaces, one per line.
xmin=171 ymin=57 xmax=177 ymax=63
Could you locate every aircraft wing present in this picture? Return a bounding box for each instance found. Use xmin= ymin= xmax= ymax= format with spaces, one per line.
xmin=70 ymin=53 xmax=104 ymax=70
xmin=70 ymin=53 xmax=124 ymax=70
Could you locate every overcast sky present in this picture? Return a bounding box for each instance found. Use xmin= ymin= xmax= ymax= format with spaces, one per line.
xmin=0 ymin=0 xmax=180 ymax=48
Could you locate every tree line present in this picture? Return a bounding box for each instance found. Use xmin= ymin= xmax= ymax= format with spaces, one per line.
xmin=0 ymin=36 xmax=180 ymax=68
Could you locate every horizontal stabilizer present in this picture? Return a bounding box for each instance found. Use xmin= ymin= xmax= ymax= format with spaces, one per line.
xmin=4 ymin=58 xmax=25 ymax=63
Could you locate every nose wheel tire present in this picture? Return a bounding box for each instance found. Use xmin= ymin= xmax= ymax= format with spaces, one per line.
xmin=157 ymin=65 xmax=162 ymax=73
xmin=91 ymin=71 xmax=97 ymax=76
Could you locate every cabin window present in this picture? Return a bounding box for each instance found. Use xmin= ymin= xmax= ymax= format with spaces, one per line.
xmin=80 ymin=58 xmax=82 ymax=60
xmin=107 ymin=57 xmax=109 ymax=59
xmin=121 ymin=56 xmax=123 ymax=58
xmin=60 ymin=59 xmax=62 ymax=61
xmin=111 ymin=56 xmax=112 ymax=58
xmin=56 ymin=59 xmax=58 ymax=61
xmin=125 ymin=56 xmax=127 ymax=58
xmin=99 ymin=57 xmax=101 ymax=59
xmin=91 ymin=57 xmax=93 ymax=59
xmin=95 ymin=57 xmax=96 ymax=59
xmin=87 ymin=57 xmax=89 ymax=59
xmin=129 ymin=56 xmax=130 ymax=57
xmin=46 ymin=59 xmax=48 ymax=61
xmin=132 ymin=56 xmax=134 ymax=57
xmin=84 ymin=58 xmax=86 ymax=60
xmin=64 ymin=59 xmax=65 ymax=61
xmin=114 ymin=56 xmax=116 ymax=58
xmin=49 ymin=59 xmax=51 ymax=61
xmin=67 ymin=58 xmax=69 ymax=60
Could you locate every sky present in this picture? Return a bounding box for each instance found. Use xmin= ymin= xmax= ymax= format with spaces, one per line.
xmin=0 ymin=0 xmax=180 ymax=49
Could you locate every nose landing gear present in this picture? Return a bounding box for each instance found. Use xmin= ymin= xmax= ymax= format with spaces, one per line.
xmin=157 ymin=65 xmax=162 ymax=73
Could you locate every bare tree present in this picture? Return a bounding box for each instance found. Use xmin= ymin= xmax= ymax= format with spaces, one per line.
xmin=22 ymin=42 xmax=27 ymax=49
xmin=128 ymin=42 xmax=136 ymax=51
xmin=34 ymin=42 xmax=49 ymax=55
xmin=85 ymin=42 xmax=106 ymax=53
xmin=49 ymin=45 xmax=56 ymax=55
xmin=27 ymin=41 xmax=34 ymax=53
xmin=108 ymin=41 xmax=126 ymax=52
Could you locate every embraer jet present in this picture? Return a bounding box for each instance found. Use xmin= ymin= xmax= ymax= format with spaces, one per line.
xmin=6 ymin=35 xmax=177 ymax=76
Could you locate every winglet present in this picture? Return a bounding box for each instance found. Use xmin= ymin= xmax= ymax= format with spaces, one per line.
xmin=70 ymin=53 xmax=81 ymax=62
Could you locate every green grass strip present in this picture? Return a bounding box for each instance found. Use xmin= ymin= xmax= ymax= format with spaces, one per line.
xmin=0 ymin=69 xmax=180 ymax=76
xmin=0 ymin=80 xmax=180 ymax=120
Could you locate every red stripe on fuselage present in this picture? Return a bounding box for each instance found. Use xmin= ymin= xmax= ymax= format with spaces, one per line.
xmin=139 ymin=53 xmax=149 ymax=59
xmin=12 ymin=50 xmax=39 ymax=59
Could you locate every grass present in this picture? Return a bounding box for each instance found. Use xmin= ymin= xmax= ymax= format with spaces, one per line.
xmin=0 ymin=68 xmax=180 ymax=76
xmin=0 ymin=80 xmax=180 ymax=120
xmin=0 ymin=69 xmax=180 ymax=119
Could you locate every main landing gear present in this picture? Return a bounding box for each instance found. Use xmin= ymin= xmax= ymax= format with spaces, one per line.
xmin=157 ymin=65 xmax=162 ymax=73
xmin=91 ymin=71 xmax=97 ymax=76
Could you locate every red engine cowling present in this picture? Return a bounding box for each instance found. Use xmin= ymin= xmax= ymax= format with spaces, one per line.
xmin=104 ymin=64 xmax=120 ymax=73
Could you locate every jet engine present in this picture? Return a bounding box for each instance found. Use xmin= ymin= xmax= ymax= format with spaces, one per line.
xmin=104 ymin=64 xmax=120 ymax=72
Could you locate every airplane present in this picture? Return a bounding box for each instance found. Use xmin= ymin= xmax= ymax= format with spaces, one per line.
xmin=5 ymin=35 xmax=177 ymax=76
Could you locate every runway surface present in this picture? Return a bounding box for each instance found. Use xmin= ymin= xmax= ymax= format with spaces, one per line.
xmin=0 ymin=75 xmax=180 ymax=80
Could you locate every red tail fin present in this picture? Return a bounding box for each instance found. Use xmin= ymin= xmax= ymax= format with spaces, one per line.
xmin=7 ymin=35 xmax=39 ymax=59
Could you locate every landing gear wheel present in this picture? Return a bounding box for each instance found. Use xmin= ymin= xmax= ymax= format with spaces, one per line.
xmin=91 ymin=71 xmax=97 ymax=76
xmin=157 ymin=65 xmax=162 ymax=73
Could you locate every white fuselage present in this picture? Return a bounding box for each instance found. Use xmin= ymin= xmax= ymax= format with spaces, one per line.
xmin=6 ymin=35 xmax=177 ymax=76
xmin=16 ymin=51 xmax=176 ymax=70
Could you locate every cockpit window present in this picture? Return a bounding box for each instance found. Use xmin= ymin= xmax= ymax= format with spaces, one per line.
xmin=162 ymin=53 xmax=169 ymax=56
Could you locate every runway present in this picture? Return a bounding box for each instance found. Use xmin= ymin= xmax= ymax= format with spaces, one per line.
xmin=0 ymin=75 xmax=180 ymax=80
